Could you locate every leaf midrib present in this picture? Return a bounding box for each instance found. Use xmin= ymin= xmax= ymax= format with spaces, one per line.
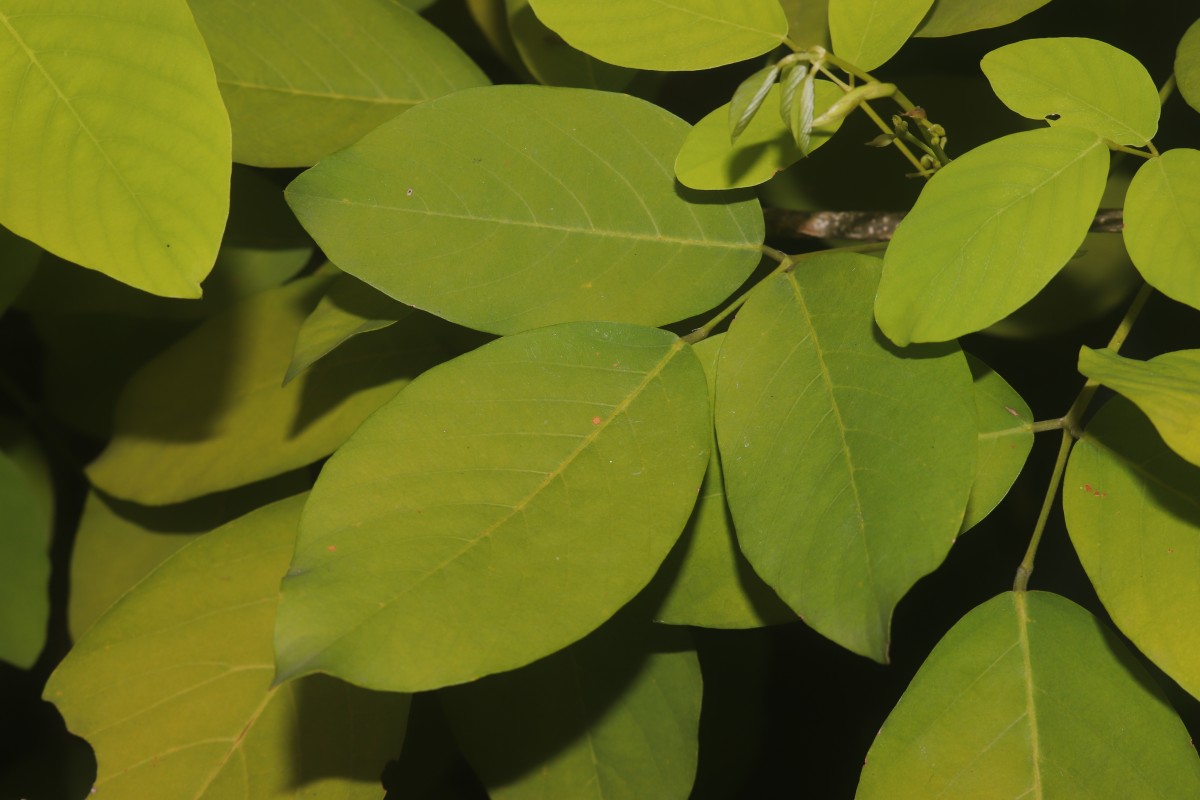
xmin=218 ymin=77 xmax=417 ymax=106
xmin=1015 ymin=592 xmax=1045 ymax=799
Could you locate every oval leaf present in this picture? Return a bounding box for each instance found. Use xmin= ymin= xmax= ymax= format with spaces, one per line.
xmin=442 ymin=617 xmax=701 ymax=800
xmin=982 ymin=37 xmax=1159 ymax=146
xmin=274 ymin=322 xmax=711 ymax=691
xmin=506 ymin=0 xmax=635 ymax=90
xmin=875 ymin=126 xmax=1109 ymax=345
xmin=828 ymin=0 xmax=935 ymax=71
xmin=190 ymin=0 xmax=488 ymax=167
xmin=915 ymin=0 xmax=1053 ymax=37
xmin=0 ymin=0 xmax=230 ymax=298
xmin=523 ymin=0 xmax=787 ymax=71
xmin=962 ymin=354 xmax=1034 ymax=532
xmin=716 ymin=254 xmax=977 ymax=661
xmin=654 ymin=335 xmax=795 ymax=629
xmin=1123 ymin=148 xmax=1200 ymax=312
xmin=1064 ymin=396 xmax=1200 ymax=701
xmin=675 ymin=81 xmax=846 ymax=191
xmin=287 ymin=85 xmax=764 ymax=335
xmin=0 ymin=447 xmax=51 ymax=668
xmin=45 ymin=496 xmax=411 ymax=798
xmin=86 ymin=275 xmax=446 ymax=505
xmin=1176 ymin=18 xmax=1200 ymax=116
xmin=856 ymin=591 xmax=1200 ymax=798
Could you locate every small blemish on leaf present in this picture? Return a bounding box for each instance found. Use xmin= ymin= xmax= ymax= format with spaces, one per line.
xmin=327 ymin=545 xmax=337 ymax=552
xmin=591 ymin=416 xmax=602 ymax=425
xmin=1045 ymin=113 xmax=1061 ymax=120
xmin=1004 ymin=405 xmax=1020 ymax=417
xmin=406 ymin=188 xmax=414 ymax=196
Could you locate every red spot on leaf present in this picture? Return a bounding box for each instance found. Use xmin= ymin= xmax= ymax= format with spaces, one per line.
xmin=591 ymin=416 xmax=602 ymax=425
xmin=327 ymin=545 xmax=337 ymax=552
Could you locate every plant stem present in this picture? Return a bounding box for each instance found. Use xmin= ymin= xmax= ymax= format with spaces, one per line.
xmin=1013 ymin=430 xmax=1074 ymax=592
xmin=1108 ymin=142 xmax=1154 ymax=159
xmin=858 ymin=100 xmax=931 ymax=176
xmin=1159 ymin=73 xmax=1177 ymax=105
xmin=1030 ymin=419 xmax=1064 ymax=433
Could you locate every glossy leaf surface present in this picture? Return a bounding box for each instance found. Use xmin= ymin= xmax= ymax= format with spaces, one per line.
xmin=915 ymin=0 xmax=1052 ymax=37
xmin=963 ymin=355 xmax=1034 ymax=532
xmin=1078 ymin=347 xmax=1200 ymax=466
xmin=654 ymin=335 xmax=794 ymax=629
xmin=189 ymin=0 xmax=487 ymax=167
xmin=87 ymin=275 xmax=445 ymax=505
xmin=286 ymin=271 xmax=411 ymax=384
xmin=506 ymin=0 xmax=635 ymax=90
xmin=1123 ymin=149 xmax=1200 ymax=311
xmin=716 ymin=254 xmax=976 ymax=661
xmin=275 ymin=322 xmax=711 ymax=691
xmin=857 ymin=591 xmax=1200 ymax=798
xmin=675 ymin=81 xmax=846 ymax=191
xmin=442 ymin=617 xmax=701 ymax=800
xmin=288 ymin=85 xmax=764 ymax=335
xmin=45 ymin=496 xmax=410 ymax=798
xmin=982 ymin=37 xmax=1159 ymax=146
xmin=0 ymin=447 xmax=51 ymax=668
xmin=1064 ymin=397 xmax=1200 ymax=700
xmin=524 ymin=0 xmax=787 ymax=71
xmin=876 ymin=127 xmax=1109 ymax=345
xmin=0 ymin=0 xmax=230 ymax=297
xmin=1176 ymin=18 xmax=1200 ymax=115
xmin=828 ymin=0 xmax=935 ymax=71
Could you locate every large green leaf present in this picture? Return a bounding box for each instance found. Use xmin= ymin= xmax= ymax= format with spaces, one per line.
xmin=915 ymin=0 xmax=1052 ymax=37
xmin=1176 ymin=18 xmax=1200 ymax=116
xmin=285 ymin=270 xmax=411 ymax=384
xmin=1123 ymin=149 xmax=1200 ymax=312
xmin=68 ymin=472 xmax=309 ymax=640
xmin=523 ymin=0 xmax=787 ymax=71
xmin=716 ymin=254 xmax=976 ymax=661
xmin=86 ymin=275 xmax=446 ymax=505
xmin=0 ymin=446 xmax=51 ymax=668
xmin=653 ymin=335 xmax=794 ymax=629
xmin=275 ymin=322 xmax=711 ymax=691
xmin=442 ymin=616 xmax=701 ymax=800
xmin=0 ymin=0 xmax=230 ymax=298
xmin=962 ymin=354 xmax=1034 ymax=532
xmin=875 ymin=127 xmax=1109 ymax=345
xmin=506 ymin=0 xmax=634 ymax=90
xmin=675 ymin=81 xmax=846 ymax=191
xmin=982 ymin=38 xmax=1159 ymax=146
xmin=856 ymin=591 xmax=1200 ymax=798
xmin=189 ymin=0 xmax=487 ymax=167
xmin=780 ymin=0 xmax=830 ymax=49
xmin=1078 ymin=347 xmax=1200 ymax=466
xmin=1064 ymin=397 xmax=1200 ymax=700
xmin=45 ymin=496 xmax=410 ymax=798
xmin=287 ymin=85 xmax=764 ymax=335
xmin=828 ymin=0 xmax=935 ymax=71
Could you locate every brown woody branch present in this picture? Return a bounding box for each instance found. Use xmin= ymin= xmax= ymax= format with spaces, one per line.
xmin=763 ymin=208 xmax=1125 ymax=242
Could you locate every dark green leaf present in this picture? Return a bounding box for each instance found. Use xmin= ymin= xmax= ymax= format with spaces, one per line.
xmin=0 ymin=442 xmax=51 ymax=669
xmin=916 ymin=0 xmax=1054 ymax=38
xmin=962 ymin=355 xmax=1034 ymax=532
xmin=506 ymin=0 xmax=636 ymax=90
xmin=1175 ymin=18 xmax=1200 ymax=115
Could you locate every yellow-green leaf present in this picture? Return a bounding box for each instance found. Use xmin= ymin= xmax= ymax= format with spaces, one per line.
xmin=189 ymin=0 xmax=488 ymax=167
xmin=0 ymin=0 xmax=230 ymax=298
xmin=275 ymin=322 xmax=711 ymax=691
xmin=962 ymin=355 xmax=1034 ymax=532
xmin=45 ymin=496 xmax=410 ymax=798
xmin=1123 ymin=148 xmax=1200 ymax=312
xmin=856 ymin=591 xmax=1200 ymax=798
xmin=982 ymin=37 xmax=1159 ymax=146
xmin=828 ymin=0 xmax=935 ymax=71
xmin=916 ymin=0 xmax=1053 ymax=38
xmin=1064 ymin=396 xmax=1200 ymax=701
xmin=1176 ymin=17 xmax=1200 ymax=115
xmin=506 ymin=0 xmax=635 ymax=90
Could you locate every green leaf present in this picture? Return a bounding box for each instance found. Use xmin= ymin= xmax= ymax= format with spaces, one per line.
xmin=189 ymin=0 xmax=488 ymax=167
xmin=0 ymin=225 xmax=39 ymax=315
xmin=523 ymin=0 xmax=787 ymax=71
xmin=653 ymin=335 xmax=795 ymax=629
xmin=1123 ymin=149 xmax=1200 ymax=311
xmin=287 ymin=85 xmax=765 ymax=335
xmin=828 ymin=0 xmax=935 ymax=71
xmin=915 ymin=0 xmax=1053 ymax=38
xmin=1175 ymin=18 xmax=1200 ymax=115
xmin=442 ymin=616 xmax=701 ymax=799
xmin=506 ymin=0 xmax=635 ymax=90
xmin=856 ymin=591 xmax=1200 ymax=798
xmin=962 ymin=354 xmax=1034 ymax=532
xmin=1078 ymin=347 xmax=1200 ymax=466
xmin=68 ymin=472 xmax=309 ymax=640
xmin=275 ymin=322 xmax=711 ymax=691
xmin=0 ymin=0 xmax=230 ymax=298
xmin=981 ymin=37 xmax=1159 ymax=146
xmin=675 ymin=81 xmax=846 ymax=191
xmin=45 ymin=496 xmax=410 ymax=798
xmin=716 ymin=254 xmax=976 ymax=661
xmin=875 ymin=127 xmax=1109 ymax=345
xmin=729 ymin=64 xmax=780 ymax=144
xmin=0 ymin=447 xmax=51 ymax=668
xmin=86 ymin=275 xmax=447 ymax=505
xmin=1064 ymin=397 xmax=1200 ymax=702
xmin=779 ymin=0 xmax=830 ymax=49
xmin=286 ymin=271 xmax=411 ymax=384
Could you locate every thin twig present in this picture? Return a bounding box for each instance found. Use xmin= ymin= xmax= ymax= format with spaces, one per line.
xmin=764 ymin=208 xmax=1126 ymax=241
